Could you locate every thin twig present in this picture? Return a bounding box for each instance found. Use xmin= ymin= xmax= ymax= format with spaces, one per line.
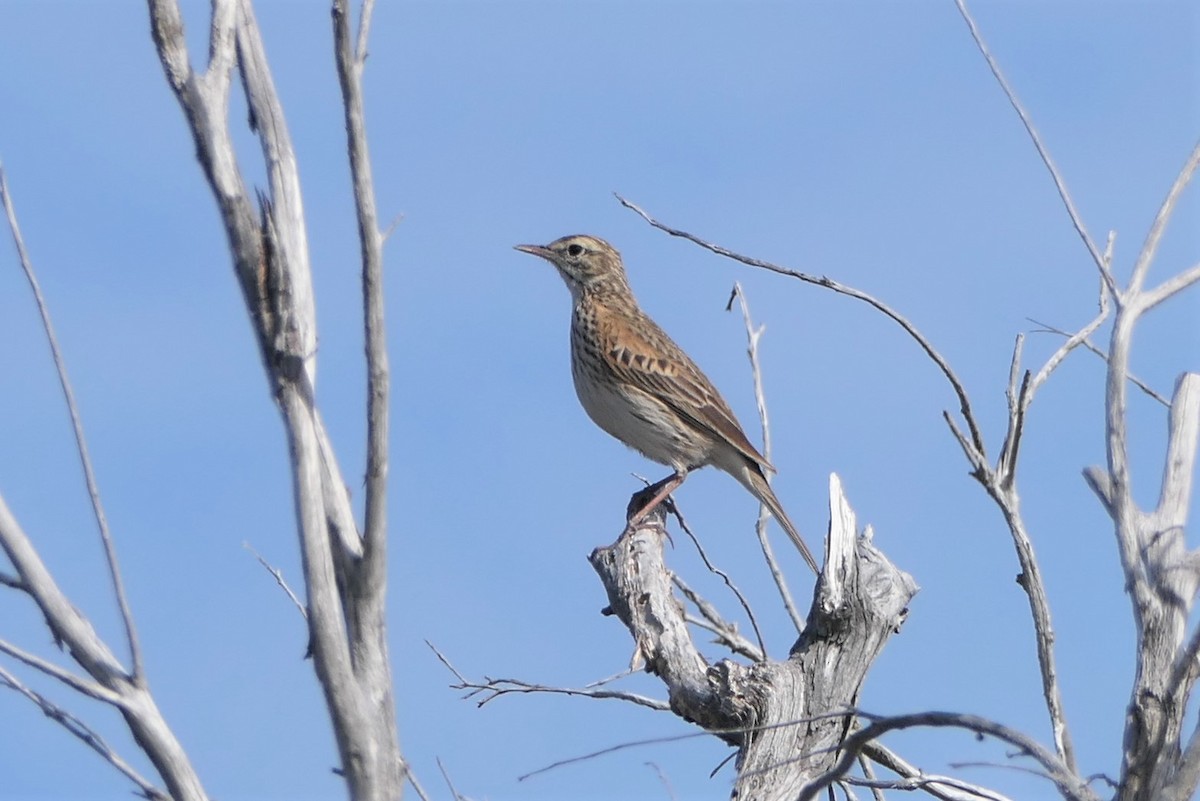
xmin=1026 ymin=236 xmax=1113 ymax=400
xmin=617 ymin=194 xmax=987 ymax=460
xmin=0 ymin=166 xmax=143 ymax=682
xmin=845 ymin=773 xmax=1011 ymax=801
xmin=402 ymin=756 xmax=433 ymax=801
xmin=1028 ymin=318 xmax=1168 ymax=406
xmin=664 ymin=498 xmax=768 ymax=660
xmin=952 ymin=0 xmax=1109 ymax=284
xmin=681 ymin=612 xmax=762 ymax=661
xmin=425 ymin=640 xmax=668 ymax=710
xmin=515 ymin=712 xmax=854 ymax=783
xmin=949 ymin=760 xmax=1058 ymax=783
xmin=673 ymin=574 xmax=764 ymax=661
xmin=437 ymin=758 xmax=465 ymax=801
xmin=426 ymin=640 xmax=471 ymax=684
xmin=729 ymin=283 xmax=805 ymax=633
xmin=457 ymin=675 xmax=669 ymax=712
xmin=244 ymin=542 xmax=307 ymax=620
xmin=645 ymin=761 xmax=678 ymax=801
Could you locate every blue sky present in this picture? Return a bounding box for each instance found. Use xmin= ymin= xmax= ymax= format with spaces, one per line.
xmin=0 ymin=1 xmax=1197 ymax=799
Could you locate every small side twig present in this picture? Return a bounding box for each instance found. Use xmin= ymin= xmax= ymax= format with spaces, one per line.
xmin=244 ymin=542 xmax=307 ymax=620
xmin=728 ymin=282 xmax=805 ymax=633
xmin=664 ymin=498 xmax=768 ymax=661
xmin=401 ymin=756 xmax=433 ymax=801
xmin=1028 ymin=317 xmax=1168 ymax=407
xmin=427 ymin=641 xmax=668 ymax=711
xmin=673 ymin=574 xmax=764 ymax=662
xmin=437 ymin=758 xmax=465 ymax=801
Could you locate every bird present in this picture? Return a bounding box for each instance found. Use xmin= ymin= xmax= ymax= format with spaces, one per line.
xmin=514 ymin=234 xmax=819 ymax=574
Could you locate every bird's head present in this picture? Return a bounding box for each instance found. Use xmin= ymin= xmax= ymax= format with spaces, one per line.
xmin=514 ymin=234 xmax=630 ymax=300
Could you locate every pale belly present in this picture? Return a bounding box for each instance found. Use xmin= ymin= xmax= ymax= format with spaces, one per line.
xmin=570 ymin=350 xmax=710 ymax=471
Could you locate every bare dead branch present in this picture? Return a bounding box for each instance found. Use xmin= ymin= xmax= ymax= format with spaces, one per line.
xmin=1142 ymin=260 xmax=1200 ymax=313
xmin=976 ymin=339 xmax=1076 ymax=773
xmin=855 ymin=753 xmax=888 ymax=801
xmin=1028 ymin=317 xmax=1168 ymax=407
xmin=802 ymin=711 xmax=1098 ymax=801
xmin=729 ymin=282 xmax=805 ymax=633
xmin=617 ymin=194 xmax=988 ymax=460
xmin=996 ymin=334 xmax=1029 ymax=486
xmin=0 ymin=166 xmax=144 ymax=682
xmin=952 ymin=0 xmax=1109 ymax=284
xmin=147 ymin=0 xmax=405 ymax=795
xmin=0 ymin=638 xmax=122 ymax=707
xmin=644 ymin=761 xmax=678 ymax=801
xmin=333 ymin=0 xmax=390 ymax=595
xmin=0 ymin=164 xmax=208 ymax=800
xmin=860 ymin=740 xmax=1015 ymax=801
xmin=244 ymin=542 xmax=307 ymax=620
xmin=517 ymin=726 xmax=721 ymax=783
xmin=425 ymin=643 xmax=473 ymax=692
xmin=1155 ymin=374 xmax=1200 ymax=533
xmin=1166 ymin=721 xmax=1200 ymax=801
xmin=353 ymin=0 xmax=375 ymax=63
xmin=943 ymin=412 xmax=987 ymax=477
xmin=1027 ymin=249 xmax=1113 ymax=400
xmin=400 ymin=756 xmax=432 ymax=801
xmin=1090 ymin=140 xmax=1200 ymax=801
xmin=673 ymin=575 xmax=765 ymax=662
xmin=460 ymin=676 xmax=669 ymax=713
xmin=436 ymin=758 xmax=465 ymax=801
xmin=1130 ymin=140 xmax=1200 ymax=296
xmin=0 ymin=665 xmax=166 ymax=800
xmin=664 ymin=498 xmax=768 ymax=660
xmin=428 ymin=640 xmax=669 ymax=712
xmin=846 ymin=772 xmax=1013 ymax=801
xmin=586 ymin=475 xmax=915 ymax=796
xmin=616 ymin=194 xmax=1088 ymax=778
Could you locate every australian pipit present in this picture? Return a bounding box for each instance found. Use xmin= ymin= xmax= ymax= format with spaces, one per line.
xmin=515 ymin=234 xmax=819 ymax=574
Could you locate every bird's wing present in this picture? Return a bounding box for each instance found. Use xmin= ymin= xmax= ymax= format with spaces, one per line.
xmin=595 ymin=302 xmax=774 ymax=472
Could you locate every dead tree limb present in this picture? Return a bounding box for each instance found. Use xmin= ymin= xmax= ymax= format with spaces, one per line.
xmin=146 ymin=0 xmax=405 ymax=797
xmin=589 ymin=474 xmax=916 ymax=799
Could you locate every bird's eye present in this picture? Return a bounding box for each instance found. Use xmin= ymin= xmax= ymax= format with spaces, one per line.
xmin=567 ymin=243 xmax=584 ymax=257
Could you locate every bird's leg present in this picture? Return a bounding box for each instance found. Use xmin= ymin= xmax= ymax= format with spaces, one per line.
xmin=627 ymin=469 xmax=689 ymax=527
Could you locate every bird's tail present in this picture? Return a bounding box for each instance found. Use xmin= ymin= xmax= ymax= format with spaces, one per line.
xmin=739 ymin=463 xmax=820 ymax=574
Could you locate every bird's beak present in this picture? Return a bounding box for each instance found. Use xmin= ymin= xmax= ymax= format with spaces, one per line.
xmin=514 ymin=243 xmax=553 ymax=260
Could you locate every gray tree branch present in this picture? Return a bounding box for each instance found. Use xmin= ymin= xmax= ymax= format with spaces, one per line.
xmin=589 ymin=474 xmax=916 ymax=798
xmin=147 ymin=0 xmax=406 ymax=797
